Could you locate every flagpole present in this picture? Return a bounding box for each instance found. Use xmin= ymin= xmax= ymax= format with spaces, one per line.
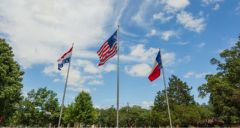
xmin=116 ymin=25 xmax=120 ymax=128
xmin=58 ymin=44 xmax=74 ymax=128
xmin=161 ymin=51 xmax=172 ymax=128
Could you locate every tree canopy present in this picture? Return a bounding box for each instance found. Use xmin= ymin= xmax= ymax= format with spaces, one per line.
xmin=0 ymin=39 xmax=24 ymax=125
xmin=63 ymin=91 xmax=95 ymax=126
xmin=12 ymin=87 xmax=59 ymax=126
xmin=198 ymin=38 xmax=240 ymax=125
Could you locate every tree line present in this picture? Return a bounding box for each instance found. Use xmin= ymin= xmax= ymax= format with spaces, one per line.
xmin=0 ymin=37 xmax=239 ymax=127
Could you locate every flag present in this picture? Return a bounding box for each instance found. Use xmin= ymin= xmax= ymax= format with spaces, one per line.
xmin=97 ymin=30 xmax=118 ymax=66
xmin=58 ymin=46 xmax=73 ymax=70
xmin=148 ymin=50 xmax=162 ymax=81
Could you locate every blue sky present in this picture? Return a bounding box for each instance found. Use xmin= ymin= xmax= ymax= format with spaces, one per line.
xmin=0 ymin=0 xmax=240 ymax=109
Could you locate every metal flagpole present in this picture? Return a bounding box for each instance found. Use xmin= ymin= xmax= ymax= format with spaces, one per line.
xmin=161 ymin=50 xmax=173 ymax=128
xmin=116 ymin=25 xmax=120 ymax=128
xmin=58 ymin=44 xmax=73 ymax=128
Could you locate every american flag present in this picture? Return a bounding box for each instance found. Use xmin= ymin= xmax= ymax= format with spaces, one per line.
xmin=97 ymin=30 xmax=118 ymax=66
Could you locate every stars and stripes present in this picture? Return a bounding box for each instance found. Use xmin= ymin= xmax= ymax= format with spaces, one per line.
xmin=57 ymin=46 xmax=73 ymax=70
xmin=97 ymin=30 xmax=118 ymax=66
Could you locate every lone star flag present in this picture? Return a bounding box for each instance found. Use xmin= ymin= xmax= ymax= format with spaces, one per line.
xmin=57 ymin=46 xmax=73 ymax=70
xmin=97 ymin=30 xmax=118 ymax=66
xmin=148 ymin=50 xmax=162 ymax=82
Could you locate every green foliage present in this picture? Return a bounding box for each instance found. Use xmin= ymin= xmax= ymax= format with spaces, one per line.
xmin=119 ymin=105 xmax=150 ymax=127
xmin=12 ymin=87 xmax=59 ymax=126
xmin=198 ymin=38 xmax=240 ymax=124
xmin=0 ymin=39 xmax=24 ymax=125
xmin=168 ymin=75 xmax=195 ymax=105
xmin=63 ymin=91 xmax=95 ymax=126
xmin=95 ymin=105 xmax=116 ymax=127
xmin=152 ymin=75 xmax=211 ymax=127
xmin=95 ymin=105 xmax=150 ymax=127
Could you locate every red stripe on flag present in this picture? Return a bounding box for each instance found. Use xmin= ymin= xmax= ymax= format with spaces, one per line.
xmin=58 ymin=46 xmax=73 ymax=61
xmin=148 ymin=65 xmax=161 ymax=82
xmin=98 ymin=43 xmax=117 ymax=66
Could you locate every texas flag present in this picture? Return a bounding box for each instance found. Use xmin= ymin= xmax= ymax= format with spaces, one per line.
xmin=148 ymin=50 xmax=162 ymax=82
xmin=57 ymin=46 xmax=73 ymax=70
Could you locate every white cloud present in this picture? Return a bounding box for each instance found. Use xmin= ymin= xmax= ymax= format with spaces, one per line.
xmin=0 ymin=0 xmax=114 ymax=68
xmin=125 ymin=63 xmax=151 ymax=77
xmin=184 ymin=71 xmax=195 ymax=78
xmin=102 ymin=64 xmax=117 ymax=72
xmin=76 ymin=60 xmax=99 ymax=74
xmin=177 ymin=41 xmax=189 ymax=45
xmin=213 ymin=4 xmax=220 ymax=11
xmin=178 ymin=55 xmax=191 ymax=63
xmin=122 ymin=44 xmax=176 ymax=77
xmin=177 ymin=11 xmax=205 ymax=33
xmin=120 ymin=28 xmax=138 ymax=37
xmin=235 ymin=2 xmax=240 ymax=15
xmin=161 ymin=30 xmax=177 ymax=41
xmin=146 ymin=29 xmax=157 ymax=37
xmin=121 ymin=44 xmax=176 ymax=67
xmin=197 ymin=42 xmax=206 ymax=48
xmin=141 ymin=101 xmax=153 ymax=109
xmin=114 ymin=0 xmax=128 ymax=27
xmin=131 ymin=0 xmax=154 ymax=27
xmin=202 ymin=0 xmax=224 ymax=11
xmin=88 ymin=80 xmax=104 ymax=85
xmin=159 ymin=0 xmax=190 ymax=13
xmin=0 ymin=0 xmax=127 ymax=92
xmin=153 ymin=11 xmax=173 ymax=23
xmin=146 ymin=29 xmax=177 ymax=41
xmin=43 ymin=59 xmax=116 ymax=91
xmin=202 ymin=0 xmax=223 ymax=5
xmin=184 ymin=71 xmax=210 ymax=78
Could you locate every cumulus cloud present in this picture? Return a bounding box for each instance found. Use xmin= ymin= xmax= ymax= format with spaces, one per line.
xmin=178 ymin=55 xmax=191 ymax=63
xmin=121 ymin=44 xmax=175 ymax=66
xmin=202 ymin=0 xmax=224 ymax=11
xmin=125 ymin=63 xmax=151 ymax=77
xmin=161 ymin=30 xmax=177 ymax=41
xmin=213 ymin=4 xmax=220 ymax=11
xmin=43 ymin=59 xmax=116 ymax=92
xmin=197 ymin=42 xmax=206 ymax=48
xmin=131 ymin=0 xmax=154 ymax=27
xmin=159 ymin=0 xmax=190 ymax=13
xmin=0 ymin=0 xmax=114 ymax=68
xmin=0 ymin=0 xmax=128 ymax=92
xmin=122 ymin=44 xmax=176 ymax=77
xmin=141 ymin=101 xmax=153 ymax=109
xmin=146 ymin=29 xmax=157 ymax=37
xmin=153 ymin=11 xmax=173 ymax=23
xmin=202 ymin=0 xmax=223 ymax=5
xmin=184 ymin=71 xmax=210 ymax=78
xmin=177 ymin=11 xmax=205 ymax=33
xmin=146 ymin=29 xmax=177 ymax=41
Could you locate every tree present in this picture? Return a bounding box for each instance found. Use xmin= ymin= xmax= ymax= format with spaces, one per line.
xmin=0 ymin=39 xmax=24 ymax=125
xmin=152 ymin=75 xmax=199 ymax=127
xmin=168 ymin=75 xmax=195 ymax=105
xmin=13 ymin=87 xmax=59 ymax=126
xmin=198 ymin=37 xmax=240 ymax=125
xmin=119 ymin=105 xmax=150 ymax=127
xmin=95 ymin=105 xmax=116 ymax=127
xmin=64 ymin=91 xmax=95 ymax=126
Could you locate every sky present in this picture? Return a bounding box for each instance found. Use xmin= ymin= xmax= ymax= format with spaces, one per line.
xmin=0 ymin=0 xmax=240 ymax=109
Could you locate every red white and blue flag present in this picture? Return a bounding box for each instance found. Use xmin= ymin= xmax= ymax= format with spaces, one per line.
xmin=148 ymin=50 xmax=162 ymax=82
xmin=58 ymin=46 xmax=73 ymax=70
xmin=97 ymin=30 xmax=118 ymax=66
